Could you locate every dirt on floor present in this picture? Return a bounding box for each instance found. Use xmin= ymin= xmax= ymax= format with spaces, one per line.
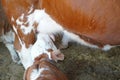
xmin=0 ymin=42 xmax=24 ymax=80
xmin=0 ymin=42 xmax=120 ymax=80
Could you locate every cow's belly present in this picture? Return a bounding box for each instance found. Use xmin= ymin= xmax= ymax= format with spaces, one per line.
xmin=40 ymin=0 xmax=120 ymax=46
xmin=29 ymin=9 xmax=114 ymax=51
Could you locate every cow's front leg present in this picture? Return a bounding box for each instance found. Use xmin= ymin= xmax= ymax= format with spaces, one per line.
xmin=1 ymin=30 xmax=20 ymax=63
xmin=5 ymin=43 xmax=20 ymax=63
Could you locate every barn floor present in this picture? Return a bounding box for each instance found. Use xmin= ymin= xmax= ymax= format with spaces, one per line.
xmin=0 ymin=42 xmax=120 ymax=80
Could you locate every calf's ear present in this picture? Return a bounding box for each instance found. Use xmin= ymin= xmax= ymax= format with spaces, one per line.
xmin=51 ymin=50 xmax=64 ymax=62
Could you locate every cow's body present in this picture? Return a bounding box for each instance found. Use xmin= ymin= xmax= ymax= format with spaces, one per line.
xmin=2 ymin=0 xmax=120 ymax=51
xmin=1 ymin=0 xmax=120 ymax=68
xmin=2 ymin=0 xmax=120 ymax=49
xmin=37 ymin=0 xmax=120 ymax=47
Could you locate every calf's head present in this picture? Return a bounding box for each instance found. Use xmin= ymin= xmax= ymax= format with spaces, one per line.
xmin=24 ymin=53 xmax=67 ymax=80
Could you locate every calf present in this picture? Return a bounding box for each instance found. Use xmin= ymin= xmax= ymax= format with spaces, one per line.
xmin=23 ymin=32 xmax=67 ymax=80
xmin=24 ymin=53 xmax=68 ymax=80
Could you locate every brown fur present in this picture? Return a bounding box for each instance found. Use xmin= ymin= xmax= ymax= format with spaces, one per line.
xmin=24 ymin=54 xmax=68 ymax=80
xmin=0 ymin=1 xmax=11 ymax=36
xmin=39 ymin=0 xmax=120 ymax=46
xmin=2 ymin=0 xmax=120 ymax=49
xmin=1 ymin=0 xmax=36 ymax=51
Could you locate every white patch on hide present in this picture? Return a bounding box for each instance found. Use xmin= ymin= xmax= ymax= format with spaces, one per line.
xmin=17 ymin=44 xmax=33 ymax=69
xmin=16 ymin=14 xmax=24 ymax=25
xmin=1 ymin=30 xmax=14 ymax=43
xmin=15 ymin=9 xmax=63 ymax=35
xmin=31 ymin=33 xmax=57 ymax=61
xmin=102 ymin=45 xmax=114 ymax=51
xmin=30 ymin=68 xmax=45 ymax=80
xmin=33 ymin=9 xmax=63 ymax=33
xmin=13 ymin=25 xmax=23 ymax=45
xmin=28 ymin=5 xmax=34 ymax=14
xmin=62 ymin=30 xmax=116 ymax=50
xmin=62 ymin=30 xmax=99 ymax=48
xmin=11 ymin=16 xmax=15 ymax=22
xmin=13 ymin=25 xmax=33 ymax=69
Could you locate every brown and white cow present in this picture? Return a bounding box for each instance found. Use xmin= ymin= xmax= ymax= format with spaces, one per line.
xmin=1 ymin=0 xmax=120 ymax=79
xmin=34 ymin=0 xmax=120 ymax=50
xmin=2 ymin=0 xmax=120 ymax=51
xmin=1 ymin=0 xmax=120 ymax=65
